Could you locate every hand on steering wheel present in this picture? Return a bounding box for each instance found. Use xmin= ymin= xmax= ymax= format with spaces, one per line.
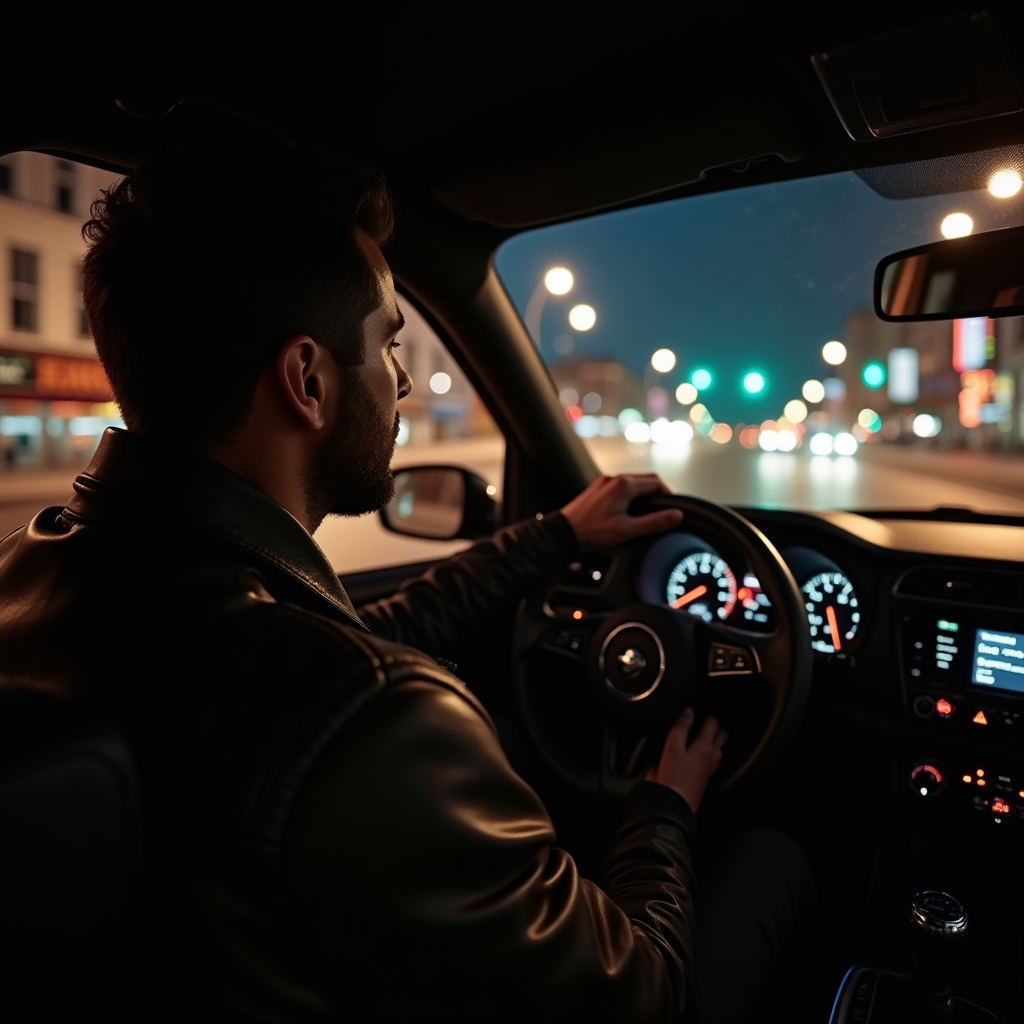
xmin=561 ymin=475 xmax=683 ymax=547
xmin=645 ymin=707 xmax=728 ymax=814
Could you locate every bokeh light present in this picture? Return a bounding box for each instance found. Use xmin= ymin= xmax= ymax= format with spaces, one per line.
xmin=710 ymin=423 xmax=732 ymax=444
xmin=988 ymin=169 xmax=1022 ymax=199
xmin=834 ymin=432 xmax=858 ymax=456
xmin=862 ymin=362 xmax=885 ymax=388
xmin=822 ymin=341 xmax=847 ymax=366
xmin=739 ymin=426 xmax=760 ymax=449
xmin=802 ymin=379 xmax=825 ymax=403
xmin=690 ymin=367 xmax=712 ymax=390
xmin=689 ymin=402 xmax=708 ymax=423
xmin=544 ymin=267 xmax=574 ymax=295
xmin=650 ymin=418 xmax=693 ymax=445
xmin=784 ymin=399 xmax=808 ymax=423
xmin=429 ymin=372 xmax=452 ymax=394
xmin=651 ymin=348 xmax=677 ymax=373
xmin=777 ymin=429 xmax=797 ymax=452
xmin=940 ymin=212 xmax=973 ymax=239
xmin=624 ymin=421 xmax=651 ymax=442
xmin=809 ymin=432 xmax=833 ymax=455
xmin=758 ymin=429 xmax=779 ymax=452
xmin=858 ymin=408 xmax=882 ymax=432
xmin=569 ymin=304 xmax=596 ymax=330
xmin=618 ymin=407 xmax=644 ymax=427
xmin=675 ymin=382 xmax=698 ymax=405
xmin=742 ymin=371 xmax=765 ymax=394
xmin=558 ymin=387 xmax=578 ymax=407
xmin=912 ymin=413 xmax=941 ymax=438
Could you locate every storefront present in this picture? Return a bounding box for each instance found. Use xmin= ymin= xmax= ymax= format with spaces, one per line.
xmin=0 ymin=349 xmax=121 ymax=471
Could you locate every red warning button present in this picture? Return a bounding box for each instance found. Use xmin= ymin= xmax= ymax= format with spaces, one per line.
xmin=936 ymin=699 xmax=954 ymax=717
xmin=972 ymin=710 xmax=988 ymax=726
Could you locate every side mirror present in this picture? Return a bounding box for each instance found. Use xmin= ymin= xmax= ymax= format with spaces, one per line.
xmin=874 ymin=225 xmax=1024 ymax=322
xmin=380 ymin=466 xmax=500 ymax=541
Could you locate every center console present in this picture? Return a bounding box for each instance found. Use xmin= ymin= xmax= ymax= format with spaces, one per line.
xmin=898 ymin=611 xmax=1024 ymax=827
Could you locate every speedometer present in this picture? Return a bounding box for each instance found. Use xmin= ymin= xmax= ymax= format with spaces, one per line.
xmin=666 ymin=551 xmax=737 ymax=623
xmin=802 ymin=571 xmax=860 ymax=653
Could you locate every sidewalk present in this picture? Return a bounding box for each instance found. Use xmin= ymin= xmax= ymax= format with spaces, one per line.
xmin=0 ymin=468 xmax=79 ymax=504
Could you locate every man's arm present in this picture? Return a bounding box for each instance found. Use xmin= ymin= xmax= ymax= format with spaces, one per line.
xmin=356 ymin=511 xmax=579 ymax=654
xmin=357 ymin=475 xmax=684 ymax=657
xmin=284 ymin=678 xmax=701 ymax=1023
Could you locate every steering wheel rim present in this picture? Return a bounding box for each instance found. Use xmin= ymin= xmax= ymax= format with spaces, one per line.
xmin=514 ymin=494 xmax=812 ymax=799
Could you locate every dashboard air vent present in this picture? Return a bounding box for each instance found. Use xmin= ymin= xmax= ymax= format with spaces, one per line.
xmin=895 ymin=566 xmax=1024 ymax=609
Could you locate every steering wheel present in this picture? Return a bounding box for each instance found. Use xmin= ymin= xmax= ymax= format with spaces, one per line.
xmin=514 ymin=495 xmax=812 ymax=798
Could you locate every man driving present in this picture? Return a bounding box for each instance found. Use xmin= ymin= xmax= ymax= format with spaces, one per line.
xmin=0 ymin=147 xmax=812 ymax=1023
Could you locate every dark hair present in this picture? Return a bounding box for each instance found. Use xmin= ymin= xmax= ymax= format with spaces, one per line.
xmin=82 ymin=145 xmax=394 ymax=446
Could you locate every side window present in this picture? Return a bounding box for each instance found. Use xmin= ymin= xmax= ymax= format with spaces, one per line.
xmin=0 ymin=151 xmax=504 ymax=567
xmin=313 ymin=293 xmax=504 ymax=574
xmin=1 ymin=153 xmax=123 ymax=492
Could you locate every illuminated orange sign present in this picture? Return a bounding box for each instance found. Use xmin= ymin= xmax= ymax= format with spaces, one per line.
xmin=34 ymin=355 xmax=112 ymax=401
xmin=972 ymin=710 xmax=988 ymax=725
xmin=991 ymin=800 xmax=1011 ymax=815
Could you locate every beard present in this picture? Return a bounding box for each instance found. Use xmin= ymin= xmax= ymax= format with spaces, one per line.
xmin=305 ymin=367 xmax=399 ymax=526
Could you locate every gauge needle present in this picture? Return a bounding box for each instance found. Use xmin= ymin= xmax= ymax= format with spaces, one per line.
xmin=672 ymin=585 xmax=708 ymax=609
xmin=826 ymin=605 xmax=841 ymax=650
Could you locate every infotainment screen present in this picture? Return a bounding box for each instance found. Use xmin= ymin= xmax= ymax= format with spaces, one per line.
xmin=972 ymin=628 xmax=1024 ymax=695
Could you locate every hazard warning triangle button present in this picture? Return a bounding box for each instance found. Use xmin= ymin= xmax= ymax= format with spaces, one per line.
xmin=972 ymin=710 xmax=988 ymax=725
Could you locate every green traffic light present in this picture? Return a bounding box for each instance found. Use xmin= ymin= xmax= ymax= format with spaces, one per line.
xmin=862 ymin=362 xmax=885 ymax=388
xmin=742 ymin=371 xmax=765 ymax=394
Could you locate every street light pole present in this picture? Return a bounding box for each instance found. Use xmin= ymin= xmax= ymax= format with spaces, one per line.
xmin=524 ymin=267 xmax=574 ymax=346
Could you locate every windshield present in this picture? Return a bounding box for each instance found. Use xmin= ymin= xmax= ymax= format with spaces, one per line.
xmin=494 ymin=149 xmax=1024 ymax=515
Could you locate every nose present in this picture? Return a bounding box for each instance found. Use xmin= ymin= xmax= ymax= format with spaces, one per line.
xmin=396 ymin=358 xmax=413 ymax=400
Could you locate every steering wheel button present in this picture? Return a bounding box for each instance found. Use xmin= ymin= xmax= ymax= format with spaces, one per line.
xmin=729 ymin=651 xmax=751 ymax=672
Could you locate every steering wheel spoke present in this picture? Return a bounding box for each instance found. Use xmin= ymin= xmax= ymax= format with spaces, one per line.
xmin=601 ymin=723 xmax=655 ymax=797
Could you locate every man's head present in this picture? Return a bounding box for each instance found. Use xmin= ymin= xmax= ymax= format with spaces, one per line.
xmin=82 ymin=146 xmax=411 ymax=530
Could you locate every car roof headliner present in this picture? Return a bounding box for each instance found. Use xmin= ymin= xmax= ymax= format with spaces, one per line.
xmin=3 ymin=0 xmax=1022 ymax=235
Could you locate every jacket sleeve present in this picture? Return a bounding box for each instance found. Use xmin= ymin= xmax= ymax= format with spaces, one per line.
xmin=283 ymin=678 xmax=698 ymax=1024
xmin=356 ymin=512 xmax=580 ymax=657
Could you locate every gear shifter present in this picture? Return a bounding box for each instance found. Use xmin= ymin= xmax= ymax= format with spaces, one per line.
xmin=829 ymin=890 xmax=999 ymax=1023
xmin=906 ymin=890 xmax=969 ymax=1020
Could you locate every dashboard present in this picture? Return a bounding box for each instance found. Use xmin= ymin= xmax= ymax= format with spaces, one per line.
xmin=542 ymin=507 xmax=1024 ymax=830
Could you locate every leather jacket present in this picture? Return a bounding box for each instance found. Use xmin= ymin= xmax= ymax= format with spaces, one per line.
xmin=0 ymin=428 xmax=699 ymax=1023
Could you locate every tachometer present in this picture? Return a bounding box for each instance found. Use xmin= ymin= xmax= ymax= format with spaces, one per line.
xmin=802 ymin=571 xmax=860 ymax=653
xmin=666 ymin=551 xmax=737 ymax=623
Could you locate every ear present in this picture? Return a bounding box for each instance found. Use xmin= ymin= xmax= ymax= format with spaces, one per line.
xmin=275 ymin=335 xmax=332 ymax=431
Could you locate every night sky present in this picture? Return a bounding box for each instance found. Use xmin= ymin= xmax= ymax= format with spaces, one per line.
xmin=495 ymin=169 xmax=1024 ymax=423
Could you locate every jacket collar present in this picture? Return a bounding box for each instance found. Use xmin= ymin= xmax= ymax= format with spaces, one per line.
xmin=64 ymin=428 xmax=368 ymax=632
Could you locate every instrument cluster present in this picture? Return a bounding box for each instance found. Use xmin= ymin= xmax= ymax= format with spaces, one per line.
xmin=639 ymin=533 xmax=863 ymax=653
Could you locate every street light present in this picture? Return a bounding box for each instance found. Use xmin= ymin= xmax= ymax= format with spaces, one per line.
xmin=544 ymin=267 xmax=573 ymax=294
xmin=988 ymin=169 xmax=1022 ymax=198
xmin=802 ymin=379 xmax=825 ymax=403
xmin=940 ymin=213 xmax=973 ymax=239
xmin=784 ymin=399 xmax=807 ymax=423
xmin=675 ymin=382 xmax=698 ymax=405
xmin=525 ymin=266 xmax=575 ymax=345
xmin=569 ymin=304 xmax=597 ymax=331
xmin=822 ymin=341 xmax=847 ymax=366
xmin=651 ymin=348 xmax=677 ymax=373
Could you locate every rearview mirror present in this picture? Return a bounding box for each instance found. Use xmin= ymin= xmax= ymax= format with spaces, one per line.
xmin=874 ymin=225 xmax=1024 ymax=322
xmin=380 ymin=466 xmax=500 ymax=541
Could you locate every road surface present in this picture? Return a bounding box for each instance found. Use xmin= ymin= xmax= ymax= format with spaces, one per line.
xmin=2 ymin=436 xmax=1020 ymax=574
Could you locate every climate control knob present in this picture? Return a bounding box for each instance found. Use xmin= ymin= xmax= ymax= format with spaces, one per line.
xmin=909 ymin=762 xmax=945 ymax=797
